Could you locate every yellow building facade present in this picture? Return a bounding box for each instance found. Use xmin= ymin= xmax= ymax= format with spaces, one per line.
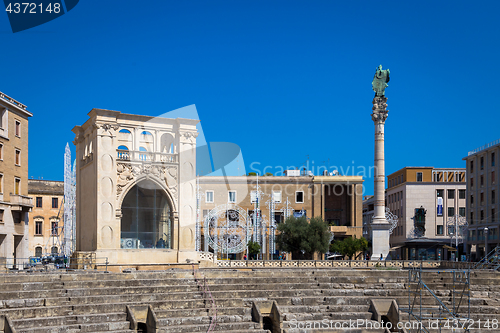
xmin=0 ymin=91 xmax=33 ymax=268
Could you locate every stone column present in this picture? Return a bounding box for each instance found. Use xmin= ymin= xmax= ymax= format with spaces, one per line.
xmin=371 ymin=96 xmax=391 ymax=260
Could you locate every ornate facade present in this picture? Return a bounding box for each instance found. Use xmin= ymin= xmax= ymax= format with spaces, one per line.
xmin=72 ymin=109 xmax=198 ymax=266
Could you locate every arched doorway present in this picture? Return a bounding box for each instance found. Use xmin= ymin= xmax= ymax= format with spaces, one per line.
xmin=120 ymin=180 xmax=172 ymax=249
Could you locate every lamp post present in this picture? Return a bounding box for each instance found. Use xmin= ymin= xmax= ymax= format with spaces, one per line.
xmin=484 ymin=227 xmax=489 ymax=258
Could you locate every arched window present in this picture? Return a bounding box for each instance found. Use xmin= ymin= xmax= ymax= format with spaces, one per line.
xmin=35 ymin=246 xmax=42 ymax=257
xmin=118 ymin=145 xmax=129 ymax=150
xmin=119 ymin=129 xmax=131 ymax=134
xmin=51 ymin=246 xmax=58 ymax=255
xmin=141 ymin=131 xmax=153 ymax=136
xmin=160 ymin=133 xmax=175 ymax=154
xmin=120 ymin=180 xmax=172 ymax=249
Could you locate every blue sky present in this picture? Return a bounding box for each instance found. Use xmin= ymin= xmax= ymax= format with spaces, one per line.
xmin=1 ymin=1 xmax=500 ymax=196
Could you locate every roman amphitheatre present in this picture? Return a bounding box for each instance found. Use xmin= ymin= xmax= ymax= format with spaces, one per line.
xmin=0 ymin=258 xmax=499 ymax=333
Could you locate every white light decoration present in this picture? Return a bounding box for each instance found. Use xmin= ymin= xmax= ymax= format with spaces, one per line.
xmin=63 ymin=143 xmax=76 ymax=256
xmin=447 ymin=214 xmax=468 ymax=247
xmin=204 ymin=204 xmax=252 ymax=255
xmin=386 ymin=207 xmax=399 ymax=235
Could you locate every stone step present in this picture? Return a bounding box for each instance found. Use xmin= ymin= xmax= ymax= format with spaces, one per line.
xmin=67 ymin=291 xmax=202 ymax=305
xmin=282 ymin=319 xmax=388 ymax=333
xmin=0 ymin=305 xmax=73 ymax=320
xmin=159 ymin=313 xmax=253 ymax=327
xmin=64 ymin=284 xmax=198 ymax=297
xmin=155 ymin=306 xmax=249 ymax=318
xmin=157 ymin=321 xmax=263 ymax=332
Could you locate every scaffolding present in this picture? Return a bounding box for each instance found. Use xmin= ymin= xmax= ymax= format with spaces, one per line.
xmin=403 ymin=266 xmax=470 ymax=333
xmin=473 ymin=246 xmax=500 ymax=270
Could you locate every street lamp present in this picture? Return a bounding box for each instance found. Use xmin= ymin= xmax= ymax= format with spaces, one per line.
xmin=484 ymin=227 xmax=489 ymax=258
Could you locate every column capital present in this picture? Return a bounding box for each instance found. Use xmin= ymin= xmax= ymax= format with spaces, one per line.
xmin=371 ymin=96 xmax=388 ymax=123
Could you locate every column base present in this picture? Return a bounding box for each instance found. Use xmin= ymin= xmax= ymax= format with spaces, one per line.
xmin=371 ymin=220 xmax=391 ymax=260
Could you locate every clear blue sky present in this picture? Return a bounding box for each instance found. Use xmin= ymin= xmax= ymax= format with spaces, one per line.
xmin=2 ymin=1 xmax=500 ymax=196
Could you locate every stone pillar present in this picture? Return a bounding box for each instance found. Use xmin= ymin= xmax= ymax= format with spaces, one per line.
xmin=371 ymin=96 xmax=391 ymax=260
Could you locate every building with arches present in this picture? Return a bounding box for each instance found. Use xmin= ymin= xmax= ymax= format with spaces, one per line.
xmin=72 ymin=109 xmax=199 ymax=266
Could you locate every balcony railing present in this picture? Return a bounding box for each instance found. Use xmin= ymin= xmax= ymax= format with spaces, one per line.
xmin=10 ymin=194 xmax=33 ymax=207
xmin=0 ymin=91 xmax=28 ymax=110
xmin=117 ymin=150 xmax=177 ymax=163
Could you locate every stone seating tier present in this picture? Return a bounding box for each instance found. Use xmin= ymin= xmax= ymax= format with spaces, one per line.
xmin=0 ymin=268 xmax=499 ymax=332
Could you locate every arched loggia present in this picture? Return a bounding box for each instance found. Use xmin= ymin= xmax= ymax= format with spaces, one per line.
xmin=120 ymin=179 xmax=173 ymax=249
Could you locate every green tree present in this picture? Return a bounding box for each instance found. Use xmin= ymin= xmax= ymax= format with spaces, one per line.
xmin=330 ymin=237 xmax=369 ymax=260
xmin=276 ymin=216 xmax=330 ymax=259
xmin=247 ymin=172 xmax=257 ymax=176
xmin=247 ymin=241 xmax=261 ymax=259
xmin=264 ymin=172 xmax=273 ymax=176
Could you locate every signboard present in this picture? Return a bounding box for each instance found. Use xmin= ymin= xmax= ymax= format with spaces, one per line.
xmin=437 ymin=197 xmax=443 ymax=216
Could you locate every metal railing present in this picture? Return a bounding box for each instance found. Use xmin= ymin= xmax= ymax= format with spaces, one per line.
xmin=468 ymin=138 xmax=500 ymax=156
xmin=402 ymin=266 xmax=470 ymax=333
xmin=0 ymin=255 xmax=109 ymax=273
xmin=192 ymin=265 xmax=217 ymax=332
xmin=473 ymin=246 xmax=500 ymax=270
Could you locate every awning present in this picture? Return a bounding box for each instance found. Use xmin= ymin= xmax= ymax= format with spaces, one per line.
xmin=390 ymin=245 xmax=403 ymax=251
xmin=443 ymin=245 xmax=457 ymax=252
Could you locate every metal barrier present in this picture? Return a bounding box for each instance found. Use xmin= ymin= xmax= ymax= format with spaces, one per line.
xmin=402 ymin=266 xmax=470 ymax=333
xmin=473 ymin=246 xmax=500 ymax=270
xmin=0 ymin=256 xmax=109 ymax=273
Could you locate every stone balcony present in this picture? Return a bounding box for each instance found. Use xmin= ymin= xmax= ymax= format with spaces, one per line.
xmin=10 ymin=193 xmax=33 ymax=211
xmin=117 ymin=150 xmax=177 ymax=164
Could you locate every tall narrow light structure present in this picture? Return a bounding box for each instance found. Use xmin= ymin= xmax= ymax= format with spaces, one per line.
xmin=371 ymin=65 xmax=391 ymax=260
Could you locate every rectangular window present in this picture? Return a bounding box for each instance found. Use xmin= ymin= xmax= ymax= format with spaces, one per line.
xmin=15 ymin=149 xmax=20 ymax=166
xmin=480 ymin=175 xmax=484 ymax=186
xmin=202 ymin=209 xmax=208 ymax=218
xmin=228 ymin=191 xmax=236 ymax=203
xmin=492 ymin=153 xmax=495 ymax=167
xmin=274 ymin=213 xmax=282 ymax=224
xmin=250 ymin=190 xmax=257 ymax=203
xmin=51 ymin=221 xmax=58 ymax=235
xmin=0 ymin=173 xmax=2 ymax=193
xmin=459 ymin=189 xmax=466 ymax=199
xmin=459 ymin=207 xmax=466 ymax=217
xmin=480 ymin=156 xmax=484 ymax=170
xmin=470 ymin=160 xmax=474 ymax=173
xmin=492 ymin=190 xmax=495 ymax=204
xmin=436 ymin=189 xmax=444 ymax=197
xmin=0 ymin=209 xmax=3 ymax=222
xmin=471 ymin=177 xmax=474 ymax=187
xmin=416 ymin=172 xmax=423 ymax=182
xmin=492 ymin=171 xmax=495 ymax=184
xmin=295 ymin=191 xmax=304 ymax=203
xmin=36 ymin=197 xmax=42 ymax=208
xmin=52 ymin=197 xmax=58 ymax=209
xmin=448 ymin=189 xmax=455 ymax=199
xmin=470 ymin=194 xmax=474 ymax=205
xmin=0 ymin=143 xmax=2 ymax=160
xmin=481 ymin=210 xmax=484 ymax=221
xmin=13 ymin=211 xmax=21 ymax=224
xmin=470 ymin=212 xmax=474 ymax=224
xmin=480 ymin=192 xmax=484 ymax=204
xmin=15 ymin=120 xmax=20 ymax=137
xmin=437 ymin=225 xmax=444 ymax=235
xmin=448 ymin=207 xmax=455 ymax=217
xmin=272 ymin=191 xmax=281 ymax=203
xmin=205 ymin=191 xmax=214 ymax=203
xmin=35 ymin=221 xmax=42 ymax=235
xmin=14 ymin=178 xmax=20 ymax=195
xmin=492 ymin=209 xmax=496 ymax=223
